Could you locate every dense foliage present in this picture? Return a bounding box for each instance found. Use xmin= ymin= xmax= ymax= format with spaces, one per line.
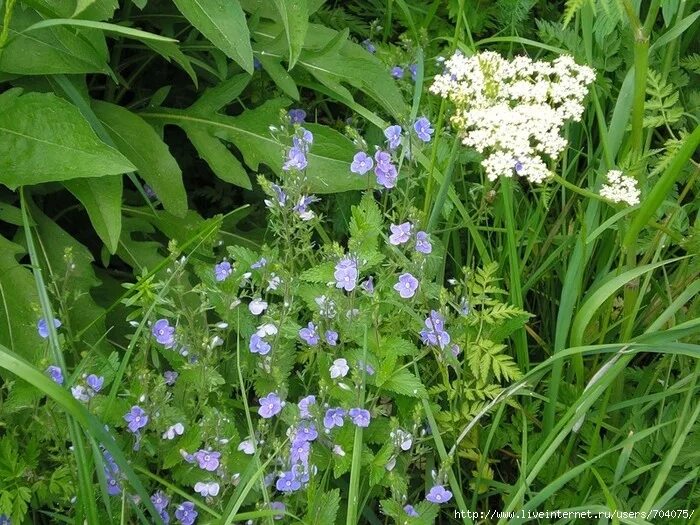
xmin=0 ymin=0 xmax=699 ymax=524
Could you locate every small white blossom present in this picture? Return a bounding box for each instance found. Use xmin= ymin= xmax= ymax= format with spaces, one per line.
xmin=162 ymin=423 xmax=185 ymax=440
xmin=599 ymin=170 xmax=640 ymax=206
xmin=249 ymin=298 xmax=268 ymax=315
xmin=237 ymin=439 xmax=255 ymax=455
xmin=256 ymin=323 xmax=278 ymax=337
xmin=329 ymin=358 xmax=349 ymax=379
xmin=266 ymin=274 xmax=281 ymax=291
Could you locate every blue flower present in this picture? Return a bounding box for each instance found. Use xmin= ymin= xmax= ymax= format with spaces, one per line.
xmin=151 ymin=491 xmax=170 ymax=513
xmin=384 ymin=125 xmax=403 ymax=150
xmin=214 ymin=261 xmax=232 ymax=281
xmin=350 ymin=151 xmax=374 ymax=175
xmin=348 ymin=408 xmax=371 ymax=427
xmin=415 ymin=231 xmax=432 ymax=254
xmin=299 ymin=322 xmax=319 ymax=346
xmin=413 ymin=117 xmax=434 ymax=142
xmin=420 ymin=310 xmax=451 ymax=350
xmin=394 ymin=272 xmax=419 ymax=299
xmin=374 ymin=151 xmax=398 ymax=188
xmin=175 ymin=501 xmax=197 ymax=525
xmin=404 ymin=504 xmax=419 ymax=516
xmin=270 ymin=501 xmax=286 ymax=520
xmin=194 ymin=450 xmax=220 ymax=471
xmin=294 ymin=421 xmax=318 ymax=442
xmin=164 ymin=370 xmax=178 ymax=385
xmin=37 ymin=317 xmax=61 ymax=339
xmin=323 ymin=408 xmax=345 ymax=430
xmin=249 ymin=333 xmax=271 ymax=355
xmin=288 ymin=108 xmax=306 ymax=124
xmin=283 ymin=146 xmax=308 ymax=171
xmin=276 ymin=471 xmax=301 ymax=493
xmin=251 ymin=257 xmax=267 ymax=269
xmin=409 ymin=63 xmax=418 ymax=81
xmin=298 ymin=395 xmax=316 ymax=418
xmin=86 ymin=374 xmax=104 ymax=393
xmin=362 ymin=39 xmax=376 ymax=53
xmin=290 ymin=439 xmax=311 ymax=466
xmin=325 ymin=330 xmax=338 ymax=346
xmin=334 ymin=257 xmax=358 ymax=292
xmin=152 ymin=319 xmax=175 ymax=347
xmin=426 ymin=485 xmax=452 ymax=504
xmin=391 ymin=66 xmax=404 ymax=79
xmin=46 ymin=365 xmax=63 ymax=385
xmin=258 ymin=393 xmax=283 ymax=418
xmin=389 ymin=222 xmax=412 ymax=245
xmin=124 ymin=405 xmax=149 ymax=433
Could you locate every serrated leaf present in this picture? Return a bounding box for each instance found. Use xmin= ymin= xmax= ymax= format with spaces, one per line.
xmin=305 ymin=488 xmax=340 ymax=525
xmin=380 ymin=368 xmax=426 ymax=398
xmin=92 ymin=101 xmax=187 ymax=216
xmin=0 ymin=90 xmax=134 ymax=188
xmin=173 ymin=0 xmax=254 ymax=73
xmin=257 ymin=55 xmax=300 ymax=99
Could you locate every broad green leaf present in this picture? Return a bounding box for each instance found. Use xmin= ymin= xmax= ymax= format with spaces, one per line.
xmin=190 ymin=73 xmax=251 ymax=112
xmin=185 ymin=127 xmax=252 ymax=189
xmin=0 ymin=89 xmax=134 ymax=188
xmin=0 ymin=235 xmax=41 ymax=362
xmin=92 ymin=101 xmax=187 ymax=216
xmin=64 ymin=176 xmax=123 ymax=254
xmin=144 ymin=40 xmax=198 ymax=86
xmin=140 ymin=99 xmax=364 ymax=193
xmin=25 ymin=18 xmax=177 ymax=43
xmin=0 ymin=7 xmax=108 ymax=74
xmin=23 ymin=0 xmax=118 ymax=20
xmin=115 ymin=217 xmax=165 ymax=273
xmin=172 ymin=0 xmax=254 ymax=73
xmin=272 ymin=0 xmax=308 ymax=69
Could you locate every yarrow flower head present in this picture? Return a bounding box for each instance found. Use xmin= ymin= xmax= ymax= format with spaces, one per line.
xmin=124 ymin=405 xmax=149 ymax=433
xmin=426 ymin=485 xmax=453 ymax=504
xmin=599 ymin=170 xmax=640 ymax=206
xmin=334 ymin=257 xmax=358 ymax=292
xmin=37 ymin=317 xmax=61 ymax=339
xmin=350 ymin=151 xmax=374 ymax=175
xmin=430 ymin=51 xmax=595 ymax=183
xmin=384 ymin=125 xmax=403 ymax=149
xmin=389 ymin=222 xmax=412 ymax=245
xmin=214 ymin=261 xmax=232 ymax=281
xmin=413 ymin=117 xmax=434 ymax=142
xmin=152 ymin=319 xmax=175 ymax=347
xmin=258 ymin=393 xmax=283 ymax=418
xmin=394 ymin=272 xmax=419 ymax=299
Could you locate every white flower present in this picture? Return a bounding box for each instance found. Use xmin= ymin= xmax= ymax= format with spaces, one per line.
xmin=266 ymin=274 xmax=281 ymax=291
xmin=430 ymin=51 xmax=595 ymax=184
xmin=329 ymin=358 xmax=349 ymax=379
xmin=256 ymin=323 xmax=278 ymax=337
xmin=71 ymin=386 xmax=90 ymax=402
xmin=390 ymin=429 xmax=413 ymax=451
xmin=599 ymin=170 xmax=640 ymax=206
xmin=194 ymin=481 xmax=220 ymax=497
xmin=249 ymin=298 xmax=268 ymax=315
xmin=237 ymin=439 xmax=255 ymax=455
xmin=332 ymin=444 xmax=345 ymax=456
xmin=162 ymin=422 xmax=185 ymax=440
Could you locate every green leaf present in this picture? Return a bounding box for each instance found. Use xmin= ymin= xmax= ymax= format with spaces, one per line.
xmin=0 ymin=89 xmax=134 ymax=189
xmin=257 ymin=55 xmax=300 ymax=99
xmin=185 ymin=127 xmax=252 ymax=189
xmin=0 ymin=235 xmax=41 ymax=362
xmin=92 ymin=101 xmax=187 ymax=216
xmin=140 ymin=99 xmax=364 ymax=193
xmin=0 ymin=7 xmax=108 ymax=74
xmin=144 ymin=41 xmax=198 ymax=87
xmin=272 ymin=0 xmax=308 ymax=69
xmin=24 ymin=18 xmax=177 ymax=42
xmin=380 ymin=368 xmax=426 ymax=398
xmin=64 ymin=176 xmax=123 ymax=254
xmin=172 ymin=0 xmax=254 ymax=73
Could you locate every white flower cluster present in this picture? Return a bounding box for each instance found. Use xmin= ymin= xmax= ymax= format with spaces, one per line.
xmin=430 ymin=51 xmax=596 ymax=183
xmin=599 ymin=170 xmax=640 ymax=206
